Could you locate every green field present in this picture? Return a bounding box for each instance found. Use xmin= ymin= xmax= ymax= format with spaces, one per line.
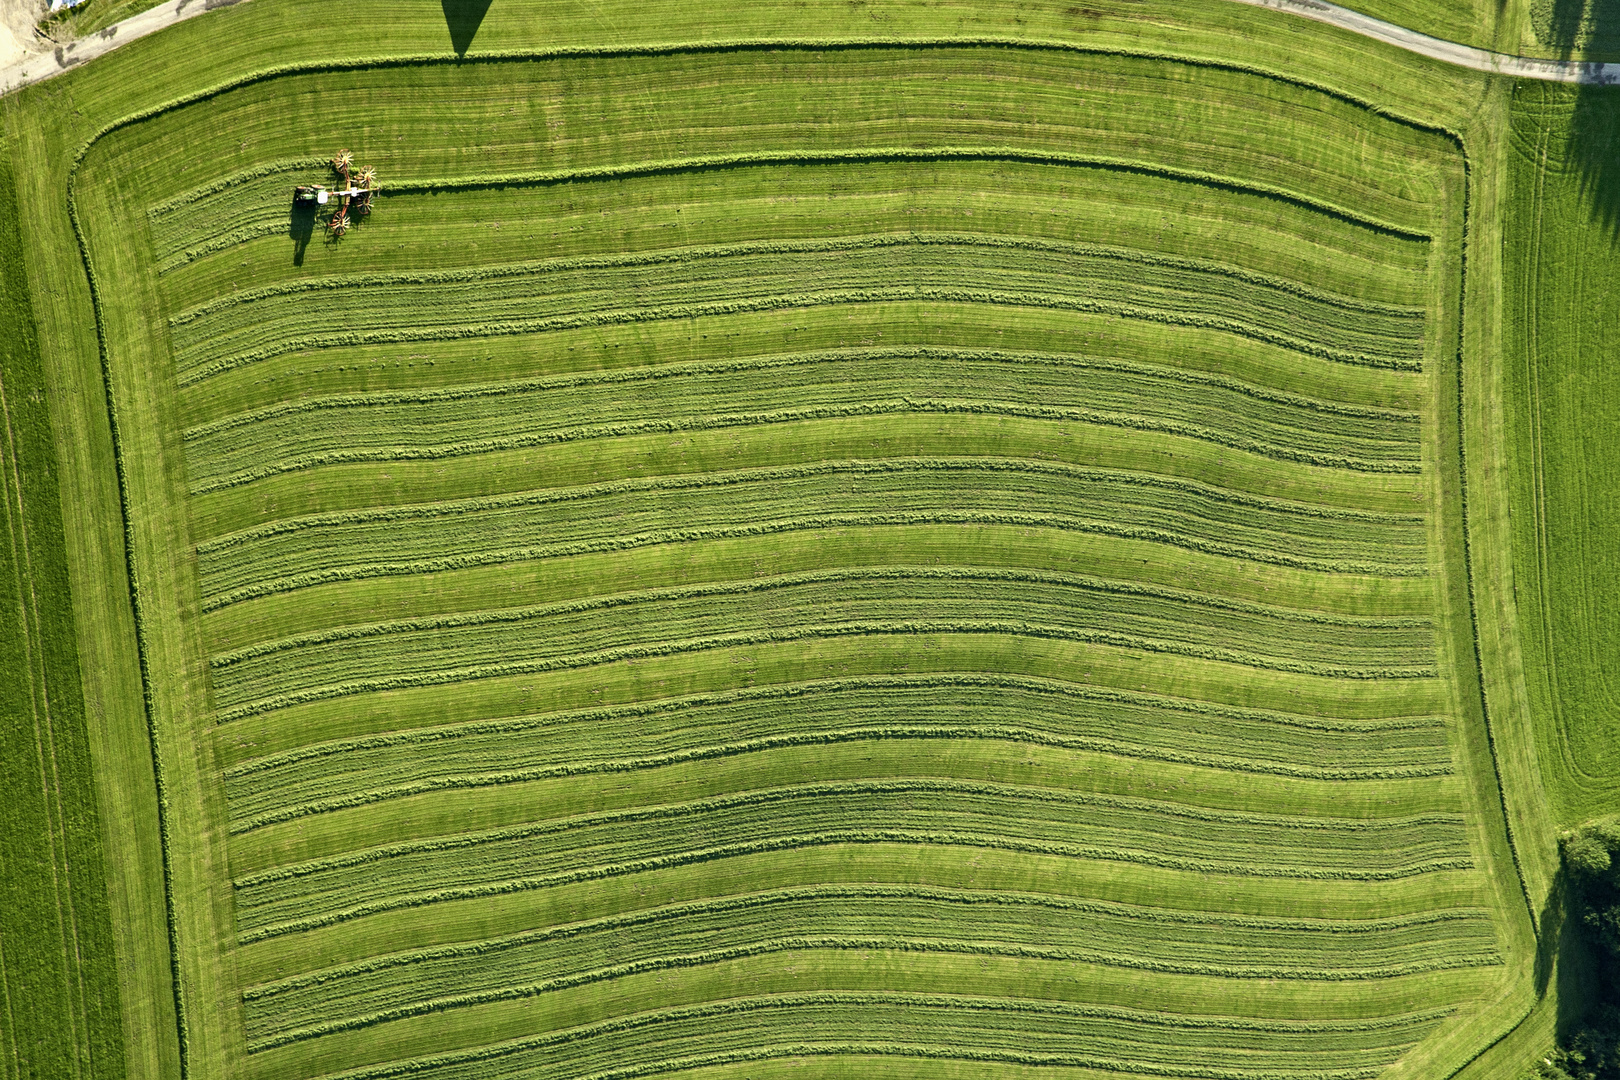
xmin=1504 ymin=82 xmax=1620 ymax=827
xmin=0 ymin=0 xmax=1595 ymax=1077
xmin=0 ymin=138 xmax=127 ymax=1080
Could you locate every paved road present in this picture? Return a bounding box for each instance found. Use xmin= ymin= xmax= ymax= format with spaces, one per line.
xmin=1 ymin=0 xmax=1617 ymax=98
xmin=1236 ymin=0 xmax=1620 ymax=82
xmin=0 ymin=0 xmax=245 ymax=97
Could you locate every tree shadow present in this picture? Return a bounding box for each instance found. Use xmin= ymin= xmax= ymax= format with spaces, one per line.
xmin=288 ymin=197 xmax=316 ymax=266
xmin=1566 ymin=83 xmax=1620 ymax=240
xmin=1534 ymin=0 xmax=1620 ymax=57
xmin=1534 ymin=865 xmax=1603 ymax=1038
xmin=442 ymin=0 xmax=493 ymax=57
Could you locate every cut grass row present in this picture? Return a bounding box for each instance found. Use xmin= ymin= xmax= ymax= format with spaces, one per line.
xmin=179 ymin=346 xmax=1423 ymax=495
xmin=191 ymin=457 xmax=1432 ymax=610
xmin=219 ymin=673 xmax=1453 ymax=831
xmin=150 ymin=158 xmax=1432 ymax=307
xmin=177 ymin=298 xmax=1432 ymax=446
xmin=164 ymin=232 xmax=1429 ymax=387
xmin=203 ymin=566 xmax=1440 ymax=724
xmin=278 ymin=990 xmax=1447 ymax=1080
xmin=228 ymin=777 xmax=1478 ymax=942
xmin=237 ymin=883 xmax=1496 ymax=1051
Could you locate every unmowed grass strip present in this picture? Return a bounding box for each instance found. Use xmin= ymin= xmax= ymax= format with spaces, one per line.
xmin=0 ymin=136 xmax=126 ymax=1080
xmin=85 ymin=46 xmax=1453 ymax=249
xmin=1502 ymin=82 xmax=1620 ymax=823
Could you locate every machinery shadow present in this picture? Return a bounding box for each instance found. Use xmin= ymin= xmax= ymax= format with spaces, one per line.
xmin=288 ymin=197 xmax=316 ymax=266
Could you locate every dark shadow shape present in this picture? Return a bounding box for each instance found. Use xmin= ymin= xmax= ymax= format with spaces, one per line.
xmin=442 ymin=0 xmax=493 ymax=58
xmin=1535 ymin=0 xmax=1620 ymax=59
xmin=1566 ymin=83 xmax=1620 ymax=239
xmin=1533 ymin=864 xmax=1602 ymax=1042
xmin=1535 ymin=866 xmax=1565 ymax=999
xmin=288 ymin=197 xmax=316 ymax=266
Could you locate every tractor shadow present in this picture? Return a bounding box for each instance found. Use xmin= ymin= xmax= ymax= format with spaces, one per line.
xmin=442 ymin=0 xmax=494 ymax=57
xmin=288 ymin=197 xmax=317 ymax=266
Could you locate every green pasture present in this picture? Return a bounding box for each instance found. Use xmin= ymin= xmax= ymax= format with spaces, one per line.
xmin=0 ymin=139 xmax=126 ymax=1080
xmin=1504 ymin=81 xmax=1620 ymax=825
xmin=0 ymin=0 xmax=1590 ymax=1078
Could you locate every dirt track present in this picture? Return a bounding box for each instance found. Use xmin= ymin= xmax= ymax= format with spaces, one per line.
xmin=0 ymin=0 xmax=245 ymax=97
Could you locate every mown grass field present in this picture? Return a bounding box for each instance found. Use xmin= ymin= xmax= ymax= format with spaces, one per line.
xmin=0 ymin=140 xmax=126 ymax=1080
xmin=1504 ymin=82 xmax=1620 ymax=827
xmin=0 ymin=0 xmax=1570 ymax=1078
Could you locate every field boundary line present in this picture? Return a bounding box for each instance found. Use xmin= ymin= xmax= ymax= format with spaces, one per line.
xmin=63 ymin=120 xmax=193 ymax=1080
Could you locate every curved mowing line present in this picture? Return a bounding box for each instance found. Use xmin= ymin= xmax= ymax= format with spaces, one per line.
xmin=235 ymin=775 xmax=1468 ymax=889
xmin=237 ymin=813 xmax=1476 ymax=941
xmin=339 ymin=1042 xmax=1387 ymax=1080
xmin=210 ymin=617 xmax=1439 ymax=725
xmin=226 ymin=671 xmax=1448 ymax=778
xmin=197 ymin=454 xmax=1423 ymax=552
xmin=180 ymin=347 xmax=1426 ymax=492
xmin=244 ymin=927 xmax=1486 ymax=1053
xmin=247 ymin=942 xmax=1490 ymax=1054
xmin=198 ymin=509 xmax=1430 ymax=616
xmin=173 ymin=284 xmax=1423 ymax=388
xmin=312 ymin=990 xmax=1450 ymax=1080
xmin=171 ymin=231 xmax=1423 ymax=328
xmin=186 ymin=345 xmax=1423 ymax=435
xmin=210 ymin=564 xmax=1431 ymax=669
xmin=186 ymin=400 xmax=1422 ymax=498
xmin=225 ymin=725 xmax=1453 ymax=835
xmin=245 ymin=882 xmax=1492 ymax=998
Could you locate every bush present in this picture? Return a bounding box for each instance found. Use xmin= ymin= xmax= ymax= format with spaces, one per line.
xmin=1533 ymin=821 xmax=1620 ymax=1079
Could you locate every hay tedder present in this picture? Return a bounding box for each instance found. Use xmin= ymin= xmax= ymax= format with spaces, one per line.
xmin=294 ymin=150 xmax=378 ymax=238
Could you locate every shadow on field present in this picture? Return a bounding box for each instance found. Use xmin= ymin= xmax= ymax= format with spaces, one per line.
xmin=442 ymin=0 xmax=494 ymax=57
xmin=1565 ymin=84 xmax=1620 ymax=238
xmin=1534 ymin=0 xmax=1620 ymax=56
xmin=1534 ymin=866 xmax=1603 ymax=1038
xmin=289 ymin=197 xmax=316 ymax=266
